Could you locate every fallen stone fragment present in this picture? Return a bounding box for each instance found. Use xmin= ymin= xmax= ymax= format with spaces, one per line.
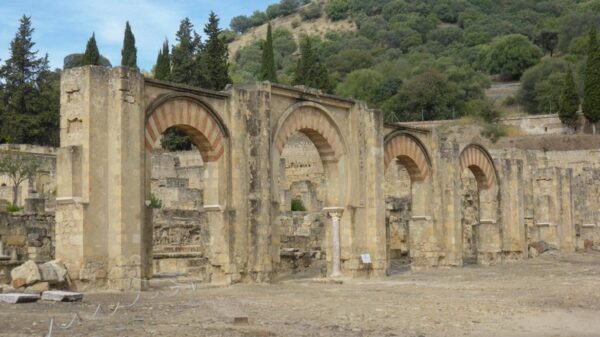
xmin=41 ymin=290 xmax=83 ymax=302
xmin=0 ymin=293 xmax=40 ymax=304
xmin=10 ymin=260 xmax=41 ymax=287
xmin=25 ymin=282 xmax=49 ymax=294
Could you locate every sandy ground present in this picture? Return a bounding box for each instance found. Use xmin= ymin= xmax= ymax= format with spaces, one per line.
xmin=1 ymin=252 xmax=600 ymax=337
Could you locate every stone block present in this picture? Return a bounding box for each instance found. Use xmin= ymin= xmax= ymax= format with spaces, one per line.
xmin=10 ymin=260 xmax=41 ymax=287
xmin=0 ymin=293 xmax=40 ymax=304
xmin=39 ymin=260 xmax=68 ymax=285
xmin=25 ymin=282 xmax=49 ymax=294
xmin=41 ymin=290 xmax=83 ymax=302
xmin=25 ymin=198 xmax=45 ymax=213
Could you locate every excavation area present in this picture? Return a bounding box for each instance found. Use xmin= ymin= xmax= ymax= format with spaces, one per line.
xmin=1 ymin=252 xmax=600 ymax=337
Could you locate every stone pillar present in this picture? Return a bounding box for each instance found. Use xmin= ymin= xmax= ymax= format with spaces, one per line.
xmin=56 ymin=66 xmax=147 ymax=291
xmin=0 ymin=239 xmax=4 ymax=257
xmin=499 ymin=159 xmax=526 ymax=260
xmin=476 ymin=187 xmax=501 ymax=265
xmin=325 ymin=207 xmax=344 ymax=277
xmin=409 ymin=179 xmax=437 ymax=268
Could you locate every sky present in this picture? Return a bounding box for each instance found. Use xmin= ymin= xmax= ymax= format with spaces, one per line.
xmin=0 ymin=0 xmax=273 ymax=71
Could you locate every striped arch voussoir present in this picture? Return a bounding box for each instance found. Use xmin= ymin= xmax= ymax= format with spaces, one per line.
xmin=275 ymin=106 xmax=344 ymax=162
xmin=459 ymin=145 xmax=497 ymax=189
xmin=145 ymin=98 xmax=225 ymax=162
xmin=384 ymin=134 xmax=430 ymax=181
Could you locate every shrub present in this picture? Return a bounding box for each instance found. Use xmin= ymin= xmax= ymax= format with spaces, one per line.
xmin=291 ymin=198 xmax=306 ymax=211
xmin=326 ymin=0 xmax=350 ymax=21
xmin=487 ymin=34 xmax=544 ymax=79
xmin=6 ymin=203 xmax=23 ymax=213
xmin=300 ymin=3 xmax=322 ymax=21
xmin=481 ymin=123 xmax=507 ymax=143
xmin=291 ymin=20 xmax=300 ymax=29
xmin=149 ymin=193 xmax=163 ymax=209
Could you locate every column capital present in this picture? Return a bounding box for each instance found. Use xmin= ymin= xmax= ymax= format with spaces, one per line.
xmin=323 ymin=207 xmax=344 ymax=218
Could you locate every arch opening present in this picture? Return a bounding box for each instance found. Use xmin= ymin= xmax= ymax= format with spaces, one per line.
xmin=144 ymin=95 xmax=229 ymax=282
xmin=383 ymin=133 xmax=434 ymax=273
xmin=459 ymin=144 xmax=501 ymax=265
xmin=272 ymin=103 xmax=349 ymax=280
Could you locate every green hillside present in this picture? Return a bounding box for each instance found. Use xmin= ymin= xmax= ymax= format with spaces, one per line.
xmin=229 ymin=0 xmax=600 ymax=122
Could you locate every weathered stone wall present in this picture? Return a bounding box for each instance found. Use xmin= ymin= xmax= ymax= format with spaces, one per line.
xmin=0 ymin=212 xmax=55 ymax=263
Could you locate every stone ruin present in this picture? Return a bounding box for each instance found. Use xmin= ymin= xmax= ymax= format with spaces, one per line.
xmin=0 ymin=65 xmax=598 ymax=291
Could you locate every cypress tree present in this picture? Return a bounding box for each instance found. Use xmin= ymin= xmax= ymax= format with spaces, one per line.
xmin=558 ymin=67 xmax=579 ymax=128
xmin=154 ymin=39 xmax=171 ymax=80
xmin=260 ymin=23 xmax=277 ymax=82
xmin=0 ymin=15 xmax=42 ymax=143
xmin=121 ymin=21 xmax=137 ymax=68
xmin=197 ymin=12 xmax=231 ymax=90
xmin=170 ymin=18 xmax=200 ymax=85
xmin=293 ymin=36 xmax=332 ymax=92
xmin=81 ymin=33 xmax=100 ymax=66
xmin=583 ymin=27 xmax=600 ymax=134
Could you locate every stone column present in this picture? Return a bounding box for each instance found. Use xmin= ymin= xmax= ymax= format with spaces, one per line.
xmin=325 ymin=207 xmax=344 ymax=278
xmin=0 ymin=239 xmax=4 ymax=256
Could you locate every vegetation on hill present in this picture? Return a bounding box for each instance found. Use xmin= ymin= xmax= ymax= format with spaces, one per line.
xmin=230 ymin=0 xmax=600 ymax=123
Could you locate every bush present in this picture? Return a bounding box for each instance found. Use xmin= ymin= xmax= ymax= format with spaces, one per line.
xmin=336 ymin=69 xmax=384 ymax=104
xmin=230 ymin=15 xmax=252 ymax=33
xmin=291 ymin=198 xmax=306 ymax=212
xmin=518 ymin=58 xmax=569 ymax=114
xmin=326 ymin=0 xmax=350 ymax=21
xmin=300 ymin=3 xmax=322 ymax=21
xmin=6 ymin=203 xmax=23 ymax=213
xmin=250 ymin=11 xmax=268 ymax=27
xmin=487 ymin=34 xmax=544 ymax=79
xmin=481 ymin=123 xmax=507 ymax=143
xmin=267 ymin=4 xmax=282 ymax=19
xmin=149 ymin=193 xmax=163 ymax=209
xmin=291 ymin=20 xmax=300 ymax=29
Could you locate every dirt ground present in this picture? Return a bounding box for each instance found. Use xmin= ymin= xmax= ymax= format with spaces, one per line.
xmin=2 ymin=252 xmax=600 ymax=337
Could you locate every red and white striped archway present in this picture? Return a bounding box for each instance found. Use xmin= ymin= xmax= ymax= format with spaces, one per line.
xmin=144 ymin=95 xmax=228 ymax=162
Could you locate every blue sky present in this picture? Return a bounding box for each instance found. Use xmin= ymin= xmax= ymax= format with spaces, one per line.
xmin=0 ymin=0 xmax=273 ymax=71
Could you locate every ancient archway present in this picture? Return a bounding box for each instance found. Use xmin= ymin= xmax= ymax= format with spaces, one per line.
xmin=272 ymin=102 xmax=349 ymax=278
xmin=459 ymin=144 xmax=500 ymax=265
xmin=144 ymin=94 xmax=231 ymax=282
xmin=383 ymin=132 xmax=435 ymax=271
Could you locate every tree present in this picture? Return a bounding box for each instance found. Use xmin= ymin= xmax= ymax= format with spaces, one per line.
xmin=487 ymin=34 xmax=543 ymax=79
xmin=260 ymin=23 xmax=277 ymax=82
xmin=154 ymin=39 xmax=171 ymax=80
xmin=583 ymin=27 xmax=600 ymax=134
xmin=230 ymin=15 xmax=252 ymax=34
xmin=197 ymin=12 xmax=231 ymax=90
xmin=121 ymin=21 xmax=137 ymax=68
xmin=170 ymin=18 xmax=201 ymax=85
xmin=0 ymin=152 xmax=40 ymax=206
xmin=293 ymin=37 xmax=332 ymax=92
xmin=81 ymin=33 xmax=100 ymax=66
xmin=517 ymin=58 xmax=568 ymax=114
xmin=558 ymin=67 xmax=580 ymax=128
xmin=0 ymin=15 xmax=42 ymax=143
xmin=536 ymin=30 xmax=558 ymax=56
xmin=31 ymin=55 xmax=60 ymax=146
xmin=336 ymin=69 xmax=383 ymax=105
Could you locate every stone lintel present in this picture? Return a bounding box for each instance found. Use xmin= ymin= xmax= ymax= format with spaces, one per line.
xmin=55 ymin=197 xmax=86 ymax=205
xmin=535 ymin=222 xmax=557 ymax=227
xmin=204 ymin=205 xmax=224 ymax=212
xmin=582 ymin=223 xmax=597 ymax=228
xmin=411 ymin=215 xmax=432 ymax=221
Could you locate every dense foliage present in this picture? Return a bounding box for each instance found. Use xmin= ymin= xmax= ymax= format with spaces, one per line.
xmin=230 ymin=0 xmax=600 ymax=123
xmin=583 ymin=27 xmax=600 ymax=131
xmin=0 ymin=16 xmax=60 ymax=146
xmin=558 ymin=67 xmax=580 ymax=127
